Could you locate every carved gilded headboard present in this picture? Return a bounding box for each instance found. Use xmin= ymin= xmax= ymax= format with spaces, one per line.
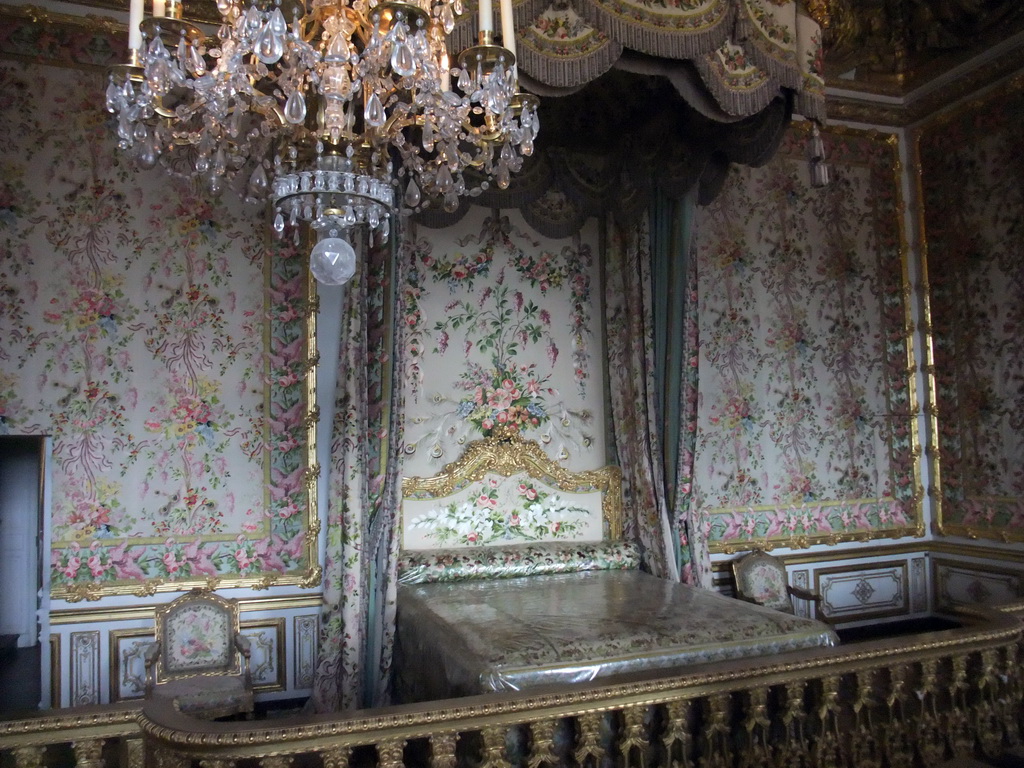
xmin=401 ymin=433 xmax=623 ymax=552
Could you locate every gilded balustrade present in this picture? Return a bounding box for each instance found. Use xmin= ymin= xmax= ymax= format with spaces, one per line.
xmin=2 ymin=603 xmax=1023 ymax=768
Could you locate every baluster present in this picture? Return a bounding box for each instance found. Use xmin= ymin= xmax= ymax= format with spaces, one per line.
xmin=481 ymin=725 xmax=510 ymax=768
xmin=737 ymin=688 xmax=770 ymax=768
xmin=812 ymin=676 xmax=842 ymax=768
xmin=526 ymin=720 xmax=557 ymax=768
xmin=774 ymin=681 xmax=809 ymax=768
xmin=976 ymin=648 xmax=1004 ymax=757
xmin=379 ymin=738 xmax=406 ymax=768
xmin=260 ymin=758 xmax=292 ymax=768
xmin=323 ymin=746 xmax=353 ymax=768
xmin=73 ymin=739 xmax=105 ymax=768
xmin=915 ymin=659 xmax=946 ymax=765
xmin=121 ymin=737 xmax=145 ymax=768
xmin=431 ymin=733 xmax=459 ymax=768
xmin=662 ymin=699 xmax=694 ymax=768
xmin=12 ymin=746 xmax=46 ymax=768
xmin=620 ymin=705 xmax=650 ymax=768
xmin=153 ymin=746 xmax=190 ymax=768
xmin=851 ymin=670 xmax=881 ymax=768
xmin=699 ymin=694 xmax=731 ymax=768
xmin=200 ymin=760 xmax=237 ymax=768
xmin=574 ymin=712 xmax=605 ymax=768
xmin=999 ymin=645 xmax=1021 ymax=746
xmin=946 ymin=654 xmax=973 ymax=759
xmin=883 ymin=665 xmax=912 ymax=768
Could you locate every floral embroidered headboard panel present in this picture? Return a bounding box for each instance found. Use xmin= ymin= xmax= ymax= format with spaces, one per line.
xmin=401 ymin=435 xmax=622 ymax=552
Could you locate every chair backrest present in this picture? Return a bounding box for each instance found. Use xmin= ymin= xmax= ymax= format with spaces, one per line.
xmin=154 ymin=589 xmax=241 ymax=682
xmin=732 ymin=550 xmax=794 ymax=614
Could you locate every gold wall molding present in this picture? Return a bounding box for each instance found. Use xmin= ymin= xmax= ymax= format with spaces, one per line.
xmin=240 ymin=618 xmax=287 ymax=693
xmin=913 ymin=71 xmax=1024 ymax=547
xmin=50 ymin=593 xmax=323 ymax=625
xmin=108 ymin=628 xmax=153 ymax=703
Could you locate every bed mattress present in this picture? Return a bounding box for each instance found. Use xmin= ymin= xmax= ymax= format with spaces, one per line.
xmin=395 ymin=569 xmax=838 ymax=701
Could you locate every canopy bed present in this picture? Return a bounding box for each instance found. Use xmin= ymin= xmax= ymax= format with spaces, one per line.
xmin=394 ymin=433 xmax=836 ymax=702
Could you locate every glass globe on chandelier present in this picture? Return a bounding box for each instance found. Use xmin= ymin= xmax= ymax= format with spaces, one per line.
xmin=105 ymin=0 xmax=539 ymax=285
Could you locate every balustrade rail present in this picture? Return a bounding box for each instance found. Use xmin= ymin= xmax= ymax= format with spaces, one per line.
xmin=3 ymin=603 xmax=1023 ymax=768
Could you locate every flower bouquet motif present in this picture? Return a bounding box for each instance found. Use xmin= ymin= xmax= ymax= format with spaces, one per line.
xmin=409 ymin=478 xmax=590 ymax=546
xmin=455 ymin=361 xmax=554 ymax=437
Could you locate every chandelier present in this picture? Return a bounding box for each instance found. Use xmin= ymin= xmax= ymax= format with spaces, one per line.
xmin=106 ymin=0 xmax=539 ymax=284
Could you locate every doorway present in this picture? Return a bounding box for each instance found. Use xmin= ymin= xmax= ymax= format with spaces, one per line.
xmin=0 ymin=435 xmax=48 ymax=713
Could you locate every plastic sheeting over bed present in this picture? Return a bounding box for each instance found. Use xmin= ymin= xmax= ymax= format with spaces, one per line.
xmin=395 ymin=569 xmax=837 ymax=702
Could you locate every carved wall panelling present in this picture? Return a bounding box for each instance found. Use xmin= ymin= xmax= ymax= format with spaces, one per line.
xmin=932 ymin=558 xmax=1024 ymax=610
xmin=240 ymin=618 xmax=286 ymax=693
xmin=108 ymin=627 xmax=155 ymax=702
xmin=814 ymin=561 xmax=910 ymax=622
xmin=294 ymin=615 xmax=319 ymax=690
xmin=69 ymin=631 xmax=101 ymax=707
xmin=52 ymin=597 xmax=318 ymax=705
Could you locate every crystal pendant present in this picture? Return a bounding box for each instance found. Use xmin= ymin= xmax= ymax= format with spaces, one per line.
xmin=105 ymin=79 xmax=123 ymax=113
xmin=390 ymin=41 xmax=416 ymax=77
xmin=268 ymin=7 xmax=287 ymax=34
xmin=364 ymin=91 xmax=386 ymax=127
xmin=248 ymin=164 xmax=269 ymax=198
xmin=256 ymin=22 xmax=285 ymax=64
xmin=186 ymin=43 xmax=207 ymax=76
xmin=284 ymin=90 xmax=307 ymax=124
xmin=404 ymin=179 xmax=421 ymax=207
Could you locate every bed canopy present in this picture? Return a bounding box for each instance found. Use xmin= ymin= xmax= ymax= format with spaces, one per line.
xmin=418 ymin=0 xmax=827 ymax=233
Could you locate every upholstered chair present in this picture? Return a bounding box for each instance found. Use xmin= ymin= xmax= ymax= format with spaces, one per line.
xmin=732 ymin=550 xmax=829 ymax=622
xmin=144 ymin=588 xmax=254 ymax=719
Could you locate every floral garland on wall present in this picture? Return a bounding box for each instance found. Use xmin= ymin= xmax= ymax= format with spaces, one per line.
xmin=919 ymin=78 xmax=1024 ymax=540
xmin=693 ymin=126 xmax=921 ymax=552
xmin=401 ymin=210 xmax=602 ymax=471
xmin=0 ymin=60 xmax=317 ymax=597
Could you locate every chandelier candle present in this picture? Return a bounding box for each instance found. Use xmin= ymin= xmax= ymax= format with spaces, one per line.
xmin=127 ymin=0 xmax=143 ymax=52
xmin=478 ymin=0 xmax=493 ymax=33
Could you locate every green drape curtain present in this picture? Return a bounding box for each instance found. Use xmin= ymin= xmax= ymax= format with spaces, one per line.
xmin=649 ymin=188 xmax=712 ymax=586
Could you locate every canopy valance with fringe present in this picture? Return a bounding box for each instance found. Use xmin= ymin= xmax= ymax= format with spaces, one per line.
xmin=450 ymin=0 xmax=825 ymax=121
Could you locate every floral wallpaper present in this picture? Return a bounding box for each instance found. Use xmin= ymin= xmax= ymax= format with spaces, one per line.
xmin=918 ymin=77 xmax=1024 ymax=540
xmin=0 ymin=60 xmax=316 ymax=598
xmin=692 ymin=125 xmax=921 ymax=552
xmin=400 ymin=208 xmax=605 ymax=477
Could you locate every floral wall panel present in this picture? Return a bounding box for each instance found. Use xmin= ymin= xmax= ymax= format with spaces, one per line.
xmin=400 ymin=208 xmax=606 ymax=479
xmin=692 ymin=125 xmax=921 ymax=552
xmin=918 ymin=77 xmax=1024 ymax=541
xmin=0 ymin=60 xmax=317 ymax=597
